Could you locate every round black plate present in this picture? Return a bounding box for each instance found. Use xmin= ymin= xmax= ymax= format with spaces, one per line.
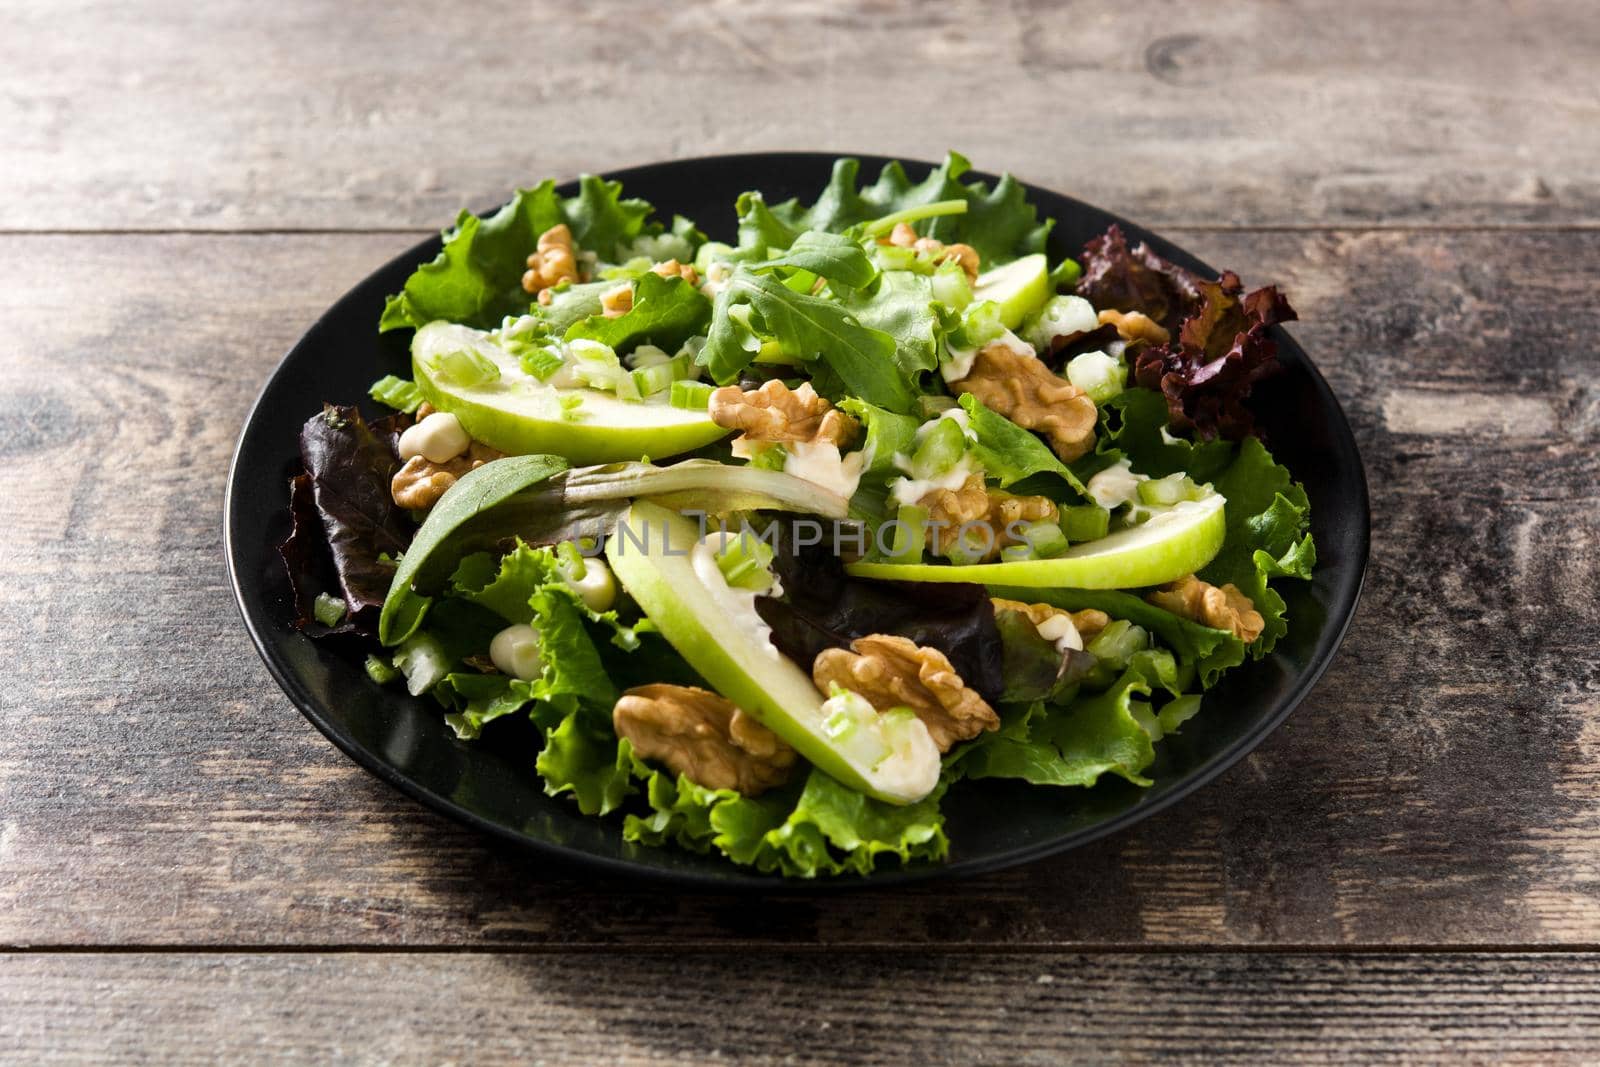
xmin=225 ymin=153 xmax=1369 ymax=889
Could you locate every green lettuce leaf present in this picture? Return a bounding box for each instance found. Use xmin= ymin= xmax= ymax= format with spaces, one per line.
xmin=537 ymin=705 xmax=636 ymax=815
xmin=564 ymin=271 xmax=711 ymax=353
xmin=958 ymin=393 xmax=1088 ymax=496
xmin=380 ymin=176 xmax=656 ymax=332
xmin=618 ymin=742 xmax=949 ymax=878
xmin=762 ymin=153 xmax=1052 ymax=269
xmin=1091 ymin=387 xmax=1235 ymax=483
xmin=701 ymin=268 xmax=917 ymax=412
xmin=956 ymin=669 xmax=1155 ymax=788
xmin=841 ymin=270 xmax=943 ymax=384
xmin=1198 ymin=436 xmax=1317 ymax=655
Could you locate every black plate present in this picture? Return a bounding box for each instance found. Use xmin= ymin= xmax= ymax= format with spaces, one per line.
xmin=225 ymin=153 xmax=1369 ymax=889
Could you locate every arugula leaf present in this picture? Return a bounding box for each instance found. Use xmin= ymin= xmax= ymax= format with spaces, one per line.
xmin=564 ymin=272 xmax=711 ymax=353
xmin=753 ymin=153 xmax=1051 ymax=269
xmin=958 ymin=393 xmax=1088 ymax=497
xmin=380 ymin=176 xmax=656 ymax=332
xmin=748 ymin=231 xmax=879 ymax=291
xmin=701 ymin=268 xmax=917 ymax=412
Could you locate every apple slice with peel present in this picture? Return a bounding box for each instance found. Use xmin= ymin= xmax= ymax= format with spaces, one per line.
xmin=413 ymin=322 xmax=730 ymax=465
xmin=605 ymin=501 xmax=941 ymax=805
xmin=972 ymin=253 xmax=1050 ymax=329
xmin=846 ymin=494 xmax=1227 ymax=589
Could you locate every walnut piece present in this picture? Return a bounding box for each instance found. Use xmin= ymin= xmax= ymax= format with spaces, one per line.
xmin=812 ymin=635 xmax=998 ymax=752
xmin=708 ymin=380 xmax=860 ymax=447
xmin=1098 ymin=308 xmax=1170 ymax=345
xmin=613 ymin=684 xmax=797 ymax=796
xmin=521 ymin=224 xmax=582 ymax=296
xmin=991 ymin=598 xmax=1111 ymax=643
xmin=1146 ymin=575 xmax=1265 ymax=643
xmin=919 ymin=474 xmax=1058 ymax=558
xmin=650 ymin=259 xmax=700 ymax=285
xmin=391 ymin=441 xmax=504 ymax=510
xmin=600 ymin=283 xmax=633 ymax=318
xmin=949 ymin=342 xmax=1097 ymax=461
xmin=882 ymin=222 xmax=979 ymax=281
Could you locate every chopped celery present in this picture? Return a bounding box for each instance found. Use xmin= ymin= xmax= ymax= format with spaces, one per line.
xmin=942 ymin=524 xmax=994 ymax=565
xmin=568 ymin=339 xmax=640 ymax=400
xmin=1066 ymin=350 xmax=1127 ymax=405
xmin=1000 ymin=543 xmax=1034 ymax=563
xmin=670 ymin=380 xmax=714 ymax=410
xmin=1060 ymin=504 xmax=1110 ymax=543
xmin=1049 ymin=258 xmax=1082 ymax=290
xmin=1020 ymin=520 xmax=1070 ymax=558
xmin=1137 ymin=473 xmax=1205 ymax=506
xmin=312 ymin=592 xmax=346 ymax=627
xmin=630 ymin=351 xmax=696 ymax=398
xmin=909 ymin=417 xmax=967 ymax=479
xmin=368 ymin=374 xmax=423 ymax=413
xmin=393 ymin=633 xmax=451 ymax=697
xmin=955 ymin=300 xmax=1006 ymax=349
xmin=884 ymin=504 xmax=929 ymax=562
xmin=748 ymin=444 xmax=788 ymax=471
xmin=427 ymin=346 xmax=500 ymax=387
xmin=930 ymin=260 xmax=973 ymax=310
xmin=1087 ymin=620 xmax=1150 ymax=672
xmin=872 ymin=244 xmax=929 ymax=274
xmin=712 ymin=529 xmax=777 ymax=591
xmin=519 ymin=345 xmax=566 ymax=381
xmin=918 ymin=395 xmax=959 ymax=418
xmin=364 ymin=654 xmax=399 ymax=685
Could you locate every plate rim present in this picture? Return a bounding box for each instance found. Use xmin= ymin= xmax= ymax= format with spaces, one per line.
xmin=224 ymin=150 xmax=1371 ymax=891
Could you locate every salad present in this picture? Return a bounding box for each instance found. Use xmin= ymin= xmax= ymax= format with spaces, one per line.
xmin=280 ymin=153 xmax=1315 ymax=877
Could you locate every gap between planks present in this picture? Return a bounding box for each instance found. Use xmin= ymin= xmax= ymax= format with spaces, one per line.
xmin=7 ymin=943 xmax=1600 ymax=957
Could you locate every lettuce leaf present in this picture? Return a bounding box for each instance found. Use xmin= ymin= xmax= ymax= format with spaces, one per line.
xmin=564 ymin=271 xmax=711 ymax=353
xmin=380 ymin=176 xmax=656 ymax=332
xmin=1076 ymin=223 xmax=1206 ymax=335
xmin=618 ymin=743 xmax=949 ymax=877
xmin=841 ymin=269 xmax=943 ymax=384
xmin=762 ymin=153 xmax=1052 ymax=269
xmin=1092 ymin=387 xmax=1236 ymax=484
xmin=958 ymin=393 xmax=1088 ymax=497
xmin=747 ymin=231 xmax=879 ymax=291
xmin=701 ymin=268 xmax=917 ymax=412
xmin=954 ymin=669 xmax=1156 ymax=788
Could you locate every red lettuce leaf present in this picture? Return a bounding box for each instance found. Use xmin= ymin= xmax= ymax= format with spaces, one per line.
xmin=1131 ymin=273 xmax=1297 ymax=440
xmin=280 ymin=404 xmax=414 ymax=636
xmin=754 ymin=531 xmax=1003 ymax=703
xmin=1076 ymin=224 xmax=1206 ymax=335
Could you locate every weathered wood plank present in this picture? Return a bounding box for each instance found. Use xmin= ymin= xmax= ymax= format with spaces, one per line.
xmin=4 ymin=952 xmax=1600 ymax=1064
xmin=3 ymin=0 xmax=1597 ymax=231
xmin=0 ymin=230 xmax=1595 ymax=949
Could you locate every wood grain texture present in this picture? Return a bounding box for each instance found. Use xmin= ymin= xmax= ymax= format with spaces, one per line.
xmin=4 ymin=952 xmax=1600 ymax=1065
xmin=3 ymin=0 xmax=1598 ymax=231
xmin=2 ymin=229 xmax=1595 ymax=950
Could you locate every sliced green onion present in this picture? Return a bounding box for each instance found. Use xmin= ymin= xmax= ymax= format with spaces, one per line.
xmin=670 ymin=380 xmax=714 ymax=410
xmin=861 ymin=199 xmax=969 ymax=237
xmin=312 ymin=592 xmax=347 ymax=627
xmin=1060 ymin=505 xmax=1110 ymax=543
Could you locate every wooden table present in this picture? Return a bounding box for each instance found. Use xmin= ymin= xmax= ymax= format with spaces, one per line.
xmin=4 ymin=0 xmax=1598 ymax=1061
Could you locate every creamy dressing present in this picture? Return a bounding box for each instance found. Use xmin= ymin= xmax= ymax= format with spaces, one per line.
xmin=1033 ymin=612 xmax=1084 ymax=653
xmin=1086 ymin=459 xmax=1146 ymax=510
xmin=782 ymin=440 xmax=866 ymax=499
xmin=888 ymin=455 xmax=975 ymax=509
xmin=690 ymin=543 xmax=780 ymax=660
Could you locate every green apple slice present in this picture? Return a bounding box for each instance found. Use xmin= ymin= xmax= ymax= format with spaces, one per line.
xmin=605 ymin=501 xmax=941 ymax=805
xmin=972 ymin=253 xmax=1050 ymax=329
xmin=845 ymin=494 xmax=1227 ymax=589
xmin=413 ymin=322 xmax=730 ymax=465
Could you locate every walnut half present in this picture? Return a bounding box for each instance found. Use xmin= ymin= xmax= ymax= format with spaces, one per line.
xmin=949 ymin=342 xmax=1097 ymax=461
xmin=391 ymin=441 xmax=504 ymax=510
xmin=1146 ymin=575 xmax=1265 ymax=643
xmin=708 ymin=379 xmax=860 ymax=447
xmin=522 ymin=224 xmax=581 ymax=296
xmin=991 ymin=598 xmax=1112 ymax=644
xmin=811 ymin=635 xmax=998 ymax=752
xmin=919 ymin=474 xmax=1058 ymax=558
xmin=613 ymin=684 xmax=797 ymax=796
